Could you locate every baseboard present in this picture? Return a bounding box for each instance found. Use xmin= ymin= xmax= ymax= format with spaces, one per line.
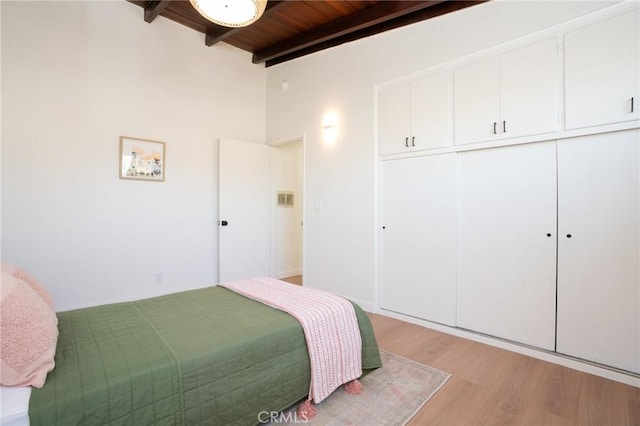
xmin=376 ymin=308 xmax=640 ymax=388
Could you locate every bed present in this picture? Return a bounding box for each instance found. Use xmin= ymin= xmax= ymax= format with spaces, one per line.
xmin=1 ymin=283 xmax=381 ymax=425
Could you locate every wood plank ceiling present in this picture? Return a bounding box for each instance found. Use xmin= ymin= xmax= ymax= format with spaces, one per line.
xmin=128 ymin=0 xmax=485 ymax=67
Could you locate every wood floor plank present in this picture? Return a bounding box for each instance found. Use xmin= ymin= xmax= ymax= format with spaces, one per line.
xmin=368 ymin=312 xmax=640 ymax=425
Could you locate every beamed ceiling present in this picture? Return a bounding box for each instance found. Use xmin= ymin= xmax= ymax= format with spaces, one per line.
xmin=128 ymin=0 xmax=486 ymax=67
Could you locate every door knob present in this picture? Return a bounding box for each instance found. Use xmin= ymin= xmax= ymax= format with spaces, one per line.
xmin=220 ymin=220 xmax=228 ymax=226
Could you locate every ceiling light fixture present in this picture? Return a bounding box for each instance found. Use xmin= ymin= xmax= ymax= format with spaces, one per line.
xmin=190 ymin=0 xmax=268 ymax=28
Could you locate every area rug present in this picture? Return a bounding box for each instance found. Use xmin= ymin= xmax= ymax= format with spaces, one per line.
xmin=271 ymin=350 xmax=451 ymax=425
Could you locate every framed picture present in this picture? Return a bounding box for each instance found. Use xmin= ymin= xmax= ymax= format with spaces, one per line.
xmin=119 ymin=136 xmax=165 ymax=182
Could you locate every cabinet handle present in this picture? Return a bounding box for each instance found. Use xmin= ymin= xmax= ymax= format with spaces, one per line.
xmin=411 ymin=136 xmax=415 ymax=147
xmin=405 ymin=137 xmax=409 ymax=148
xmin=566 ymin=234 xmax=572 ymax=238
xmin=493 ymin=122 xmax=497 ymax=134
xmin=546 ymin=233 xmax=552 ymax=237
xmin=503 ymin=120 xmax=506 ymax=133
xmin=632 ymin=97 xmax=635 ymax=113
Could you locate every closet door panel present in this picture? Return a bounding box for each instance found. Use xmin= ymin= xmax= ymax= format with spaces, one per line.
xmin=500 ymin=38 xmax=559 ymax=138
xmin=411 ymin=72 xmax=452 ymax=151
xmin=381 ymin=154 xmax=458 ymax=325
xmin=454 ymin=57 xmax=500 ymax=146
xmin=564 ymin=10 xmax=640 ymax=129
xmin=379 ymin=83 xmax=411 ymax=156
xmin=557 ymin=130 xmax=640 ymax=373
xmin=457 ymin=142 xmax=557 ymax=350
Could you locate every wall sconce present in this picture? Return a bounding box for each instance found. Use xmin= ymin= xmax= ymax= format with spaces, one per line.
xmin=322 ymin=112 xmax=338 ymax=144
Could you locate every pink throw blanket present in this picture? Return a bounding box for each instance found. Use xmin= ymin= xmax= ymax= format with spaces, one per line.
xmin=219 ymin=277 xmax=362 ymax=403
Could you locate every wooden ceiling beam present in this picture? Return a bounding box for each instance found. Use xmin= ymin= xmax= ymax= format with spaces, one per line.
xmin=205 ymin=0 xmax=288 ymax=46
xmin=261 ymin=1 xmax=487 ymax=66
xmin=252 ymin=0 xmax=448 ymax=64
xmin=144 ymin=0 xmax=172 ymax=23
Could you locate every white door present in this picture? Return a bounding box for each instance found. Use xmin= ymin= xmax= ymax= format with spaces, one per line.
xmin=218 ymin=139 xmax=271 ymax=283
xmin=457 ymin=141 xmax=557 ymax=350
xmin=380 ymin=154 xmax=458 ymax=325
xmin=564 ymin=10 xmax=640 ymax=129
xmin=557 ymin=130 xmax=640 ymax=373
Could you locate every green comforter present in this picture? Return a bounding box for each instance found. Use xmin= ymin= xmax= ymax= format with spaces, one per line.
xmin=29 ymin=286 xmax=381 ymax=425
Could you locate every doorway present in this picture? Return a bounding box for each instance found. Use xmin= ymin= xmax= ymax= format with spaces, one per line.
xmin=270 ymin=138 xmax=304 ymax=285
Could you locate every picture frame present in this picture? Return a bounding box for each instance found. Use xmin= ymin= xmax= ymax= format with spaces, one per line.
xmin=119 ymin=136 xmax=165 ymax=182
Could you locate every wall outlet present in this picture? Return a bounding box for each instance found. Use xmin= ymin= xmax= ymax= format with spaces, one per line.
xmin=155 ymin=274 xmax=163 ymax=284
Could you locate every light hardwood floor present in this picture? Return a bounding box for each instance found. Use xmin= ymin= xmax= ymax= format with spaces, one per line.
xmin=281 ymin=275 xmax=303 ymax=286
xmin=368 ymin=313 xmax=640 ymax=426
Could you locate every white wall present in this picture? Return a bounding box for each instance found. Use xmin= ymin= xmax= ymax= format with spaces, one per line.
xmin=265 ymin=0 xmax=615 ymax=306
xmin=1 ymin=1 xmax=266 ymax=311
xmin=272 ymin=142 xmax=303 ymax=279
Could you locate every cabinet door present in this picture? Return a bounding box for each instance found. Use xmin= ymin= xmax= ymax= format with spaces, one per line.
xmin=379 ymin=83 xmax=411 ymax=155
xmin=411 ymin=72 xmax=452 ymax=151
xmin=457 ymin=142 xmax=557 ymax=350
xmin=381 ymin=154 xmax=457 ymax=325
xmin=565 ymin=10 xmax=640 ymax=129
xmin=557 ymin=130 xmax=639 ymax=373
xmin=454 ymin=57 xmax=500 ymax=145
xmin=500 ymin=38 xmax=559 ymax=139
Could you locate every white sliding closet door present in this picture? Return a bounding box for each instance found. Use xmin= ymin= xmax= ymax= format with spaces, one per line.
xmin=457 ymin=142 xmax=557 ymax=350
xmin=557 ymin=130 xmax=640 ymax=373
xmin=380 ymin=154 xmax=458 ymax=325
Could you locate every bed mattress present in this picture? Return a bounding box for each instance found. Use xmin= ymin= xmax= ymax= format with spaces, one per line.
xmin=18 ymin=285 xmax=380 ymax=425
xmin=0 ymin=385 xmax=31 ymax=426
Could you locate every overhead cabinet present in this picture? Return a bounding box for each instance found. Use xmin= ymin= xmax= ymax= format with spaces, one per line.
xmin=564 ymin=10 xmax=640 ymax=130
xmin=454 ymin=38 xmax=559 ymax=145
xmin=378 ymin=72 xmax=451 ymax=155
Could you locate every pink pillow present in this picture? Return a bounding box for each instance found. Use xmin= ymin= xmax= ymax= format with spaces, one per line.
xmin=0 ymin=269 xmax=58 ymax=388
xmin=1 ymin=262 xmax=54 ymax=308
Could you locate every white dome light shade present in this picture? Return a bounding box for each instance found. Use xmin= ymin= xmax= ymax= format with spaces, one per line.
xmin=190 ymin=0 xmax=268 ymax=28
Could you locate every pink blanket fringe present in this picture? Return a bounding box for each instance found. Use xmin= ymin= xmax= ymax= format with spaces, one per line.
xmin=297 ymin=400 xmax=317 ymax=421
xmin=344 ymin=378 xmax=364 ymax=394
xmin=296 ymin=379 xmax=364 ymax=420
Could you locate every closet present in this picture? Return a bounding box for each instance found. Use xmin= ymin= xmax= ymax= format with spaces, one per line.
xmin=456 ymin=130 xmax=640 ymax=373
xmin=382 ymin=130 xmax=639 ymax=373
xmin=378 ymin=6 xmax=640 ymax=374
